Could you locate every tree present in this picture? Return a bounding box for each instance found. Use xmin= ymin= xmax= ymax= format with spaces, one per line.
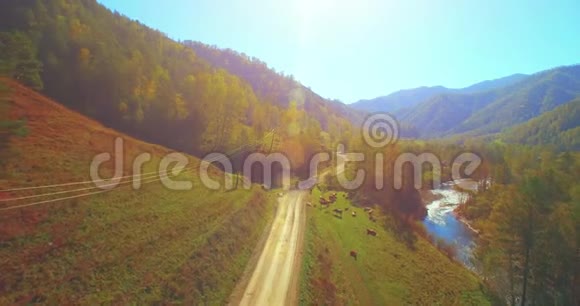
xmin=0 ymin=31 xmax=43 ymax=89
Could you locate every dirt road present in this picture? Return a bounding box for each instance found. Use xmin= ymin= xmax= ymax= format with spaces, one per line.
xmin=233 ymin=154 xmax=346 ymax=306
xmin=237 ymin=191 xmax=306 ymax=306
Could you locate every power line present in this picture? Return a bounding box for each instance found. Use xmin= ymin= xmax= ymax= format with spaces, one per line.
xmin=0 ymin=130 xmax=274 ymax=193
xmin=0 ymin=171 xmax=161 ymax=202
xmin=0 ymin=129 xmax=276 ymax=211
xmin=0 ymin=173 xmax=172 ymax=211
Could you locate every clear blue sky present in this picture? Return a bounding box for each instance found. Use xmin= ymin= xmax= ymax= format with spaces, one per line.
xmin=97 ymin=0 xmax=580 ymax=103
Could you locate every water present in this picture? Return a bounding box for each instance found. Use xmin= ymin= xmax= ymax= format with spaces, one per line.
xmin=423 ymin=180 xmax=477 ymax=268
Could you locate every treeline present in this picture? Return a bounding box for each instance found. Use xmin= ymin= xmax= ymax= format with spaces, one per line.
xmin=449 ymin=142 xmax=579 ymax=305
xmin=185 ymin=41 xmax=363 ymax=130
xmin=0 ymin=0 xmax=354 ymax=162
xmin=327 ymin=135 xmax=577 ymax=304
xmin=501 ymin=98 xmax=580 ymax=151
xmin=389 ymin=138 xmax=578 ymax=303
xmin=0 ymin=82 xmax=28 ymax=170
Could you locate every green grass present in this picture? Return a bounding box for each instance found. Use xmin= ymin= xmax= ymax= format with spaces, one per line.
xmin=0 ymin=80 xmax=276 ymax=304
xmin=299 ymin=188 xmax=491 ymax=305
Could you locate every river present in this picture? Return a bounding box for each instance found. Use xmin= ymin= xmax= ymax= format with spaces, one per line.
xmin=423 ymin=180 xmax=478 ymax=268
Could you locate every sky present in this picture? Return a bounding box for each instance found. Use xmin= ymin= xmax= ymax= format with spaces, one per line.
xmin=97 ymin=0 xmax=580 ymax=103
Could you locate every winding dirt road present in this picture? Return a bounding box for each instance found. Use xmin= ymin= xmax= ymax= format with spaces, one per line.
xmin=238 ymin=191 xmax=306 ymax=306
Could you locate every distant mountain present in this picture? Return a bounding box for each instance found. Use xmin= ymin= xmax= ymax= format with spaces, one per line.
xmin=397 ymin=91 xmax=499 ymax=137
xmin=351 ymin=86 xmax=450 ymax=113
xmin=500 ymin=97 xmax=580 ymax=150
xmin=399 ymin=65 xmax=580 ymax=138
xmin=351 ymin=74 xmax=529 ymax=113
xmin=460 ymin=73 xmax=529 ymax=93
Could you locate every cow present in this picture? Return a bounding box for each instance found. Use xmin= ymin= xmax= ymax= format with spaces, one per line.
xmin=350 ymin=250 xmax=358 ymax=260
xmin=306 ymin=202 xmax=312 ymax=207
xmin=333 ymin=208 xmax=343 ymax=216
xmin=351 ymin=211 xmax=356 ymax=217
xmin=366 ymin=228 xmax=377 ymax=236
xmin=329 ymin=193 xmax=337 ymax=203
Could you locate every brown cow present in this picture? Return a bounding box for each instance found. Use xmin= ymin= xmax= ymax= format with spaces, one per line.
xmin=329 ymin=193 xmax=337 ymax=203
xmin=366 ymin=229 xmax=377 ymax=236
xmin=350 ymin=250 xmax=358 ymax=260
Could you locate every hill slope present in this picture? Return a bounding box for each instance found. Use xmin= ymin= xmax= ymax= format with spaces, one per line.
xmin=186 ymin=41 xmax=365 ymax=128
xmin=401 ymin=65 xmax=580 ymax=137
xmin=0 ymin=80 xmax=274 ymax=304
xmin=0 ymin=0 xmax=356 ymax=158
xmin=500 ymin=97 xmax=580 ymax=150
xmin=300 ymin=190 xmax=491 ymax=305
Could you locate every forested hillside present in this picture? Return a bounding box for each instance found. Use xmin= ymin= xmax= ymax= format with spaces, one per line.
xmin=453 ymin=144 xmax=579 ymax=305
xmin=186 ymin=42 xmax=364 ymax=128
xmin=500 ymin=98 xmax=580 ymax=150
xmin=0 ymin=0 xmax=355 ymax=160
xmin=399 ymin=65 xmax=580 ymax=137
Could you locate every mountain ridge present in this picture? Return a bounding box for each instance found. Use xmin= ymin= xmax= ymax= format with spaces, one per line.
xmin=351 ymin=73 xmax=529 ymax=113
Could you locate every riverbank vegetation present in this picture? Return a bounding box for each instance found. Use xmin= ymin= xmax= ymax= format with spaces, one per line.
xmin=322 ymin=137 xmax=578 ymax=305
xmin=456 ymin=145 xmax=578 ymax=305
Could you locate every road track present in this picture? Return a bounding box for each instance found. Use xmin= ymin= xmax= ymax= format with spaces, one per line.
xmin=238 ymin=191 xmax=306 ymax=306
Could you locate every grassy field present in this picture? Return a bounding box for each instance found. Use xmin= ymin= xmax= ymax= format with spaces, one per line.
xmin=0 ymin=80 xmax=275 ymax=304
xmin=299 ymin=188 xmax=491 ymax=305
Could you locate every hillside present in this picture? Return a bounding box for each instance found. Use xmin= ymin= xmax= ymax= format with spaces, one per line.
xmin=500 ymin=97 xmax=580 ymax=150
xmin=300 ymin=190 xmax=491 ymax=305
xmin=0 ymin=80 xmax=275 ymax=304
xmin=351 ymin=73 xmax=528 ymax=113
xmin=185 ymin=41 xmax=364 ymax=128
xmin=0 ymin=0 xmax=355 ymax=160
xmin=400 ymin=65 xmax=580 ymax=137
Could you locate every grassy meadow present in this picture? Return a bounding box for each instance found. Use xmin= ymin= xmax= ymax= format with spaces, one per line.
xmin=299 ymin=188 xmax=491 ymax=305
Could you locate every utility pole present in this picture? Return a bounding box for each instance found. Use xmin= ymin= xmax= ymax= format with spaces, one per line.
xmin=268 ymin=133 xmax=275 ymax=153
